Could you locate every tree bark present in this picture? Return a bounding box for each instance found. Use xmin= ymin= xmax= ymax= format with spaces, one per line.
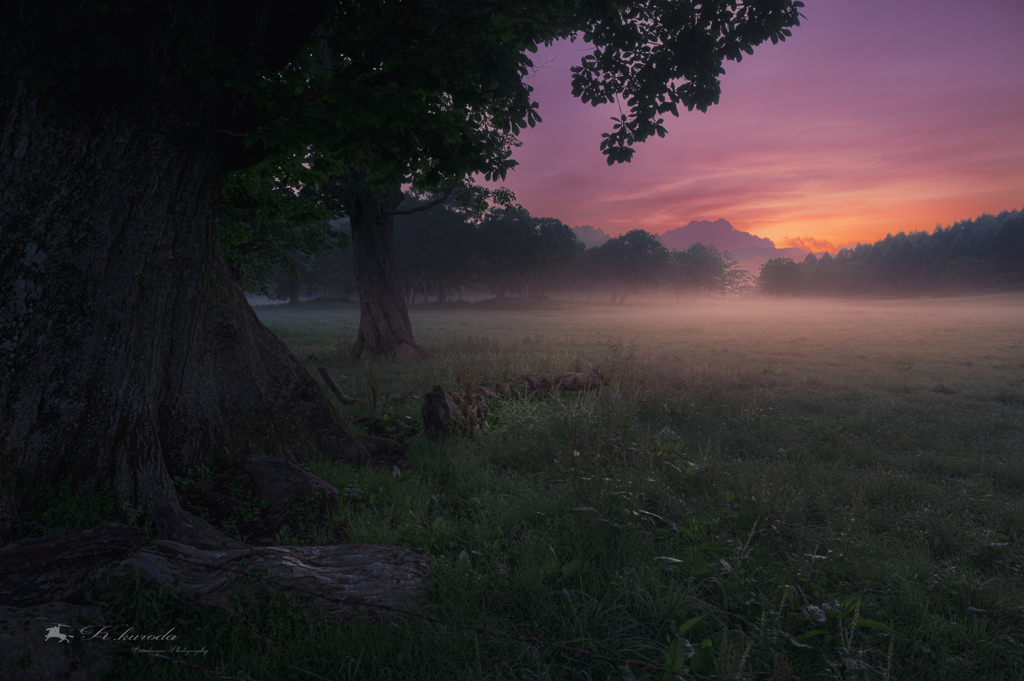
xmin=109 ymin=540 xmax=431 ymax=619
xmin=0 ymin=12 xmax=361 ymax=533
xmin=348 ymin=185 xmax=426 ymax=360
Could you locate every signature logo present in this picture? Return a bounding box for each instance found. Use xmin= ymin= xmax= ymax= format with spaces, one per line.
xmin=39 ymin=619 xmax=203 ymax=655
xmin=43 ymin=624 xmax=71 ymax=644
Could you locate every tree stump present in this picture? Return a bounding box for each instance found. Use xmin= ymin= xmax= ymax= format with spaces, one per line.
xmin=421 ymin=385 xmax=488 ymax=440
xmin=421 ymin=385 xmax=456 ymax=440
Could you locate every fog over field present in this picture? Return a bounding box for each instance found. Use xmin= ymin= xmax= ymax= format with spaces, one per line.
xmin=255 ymin=293 xmax=1024 ymax=403
xmin=237 ymin=292 xmax=1024 ymax=679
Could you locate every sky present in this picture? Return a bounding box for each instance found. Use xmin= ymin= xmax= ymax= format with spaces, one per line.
xmin=482 ymin=0 xmax=1024 ymax=252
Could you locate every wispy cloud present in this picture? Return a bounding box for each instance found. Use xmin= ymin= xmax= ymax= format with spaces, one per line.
xmin=777 ymin=236 xmax=841 ymax=254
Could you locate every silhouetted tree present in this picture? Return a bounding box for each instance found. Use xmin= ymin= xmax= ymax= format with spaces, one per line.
xmin=571 ymin=224 xmax=612 ymax=249
xmin=756 ymin=209 xmax=1023 ymax=296
xmin=393 ymin=194 xmax=485 ymax=306
xmin=669 ymin=242 xmax=742 ymax=297
xmin=589 ymin=230 xmax=670 ymax=303
xmin=758 ymin=257 xmax=802 ymax=294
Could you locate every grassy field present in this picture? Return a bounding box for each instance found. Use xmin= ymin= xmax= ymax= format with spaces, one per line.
xmin=42 ymin=294 xmax=1024 ymax=679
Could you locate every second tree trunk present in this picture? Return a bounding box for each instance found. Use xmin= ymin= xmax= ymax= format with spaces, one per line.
xmin=348 ymin=185 xmax=426 ymax=360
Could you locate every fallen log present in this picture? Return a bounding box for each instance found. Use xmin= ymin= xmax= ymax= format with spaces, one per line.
xmin=107 ymin=540 xmax=431 ymax=619
xmin=0 ymin=526 xmax=147 ymax=607
xmin=317 ymin=366 xmax=360 ymax=404
xmin=522 ymin=366 xmax=605 ymax=392
xmin=479 ymin=380 xmax=520 ymax=398
xmin=422 ymin=385 xmax=488 ymax=440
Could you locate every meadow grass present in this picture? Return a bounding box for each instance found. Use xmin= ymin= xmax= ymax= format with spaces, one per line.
xmin=37 ymin=294 xmax=1024 ymax=679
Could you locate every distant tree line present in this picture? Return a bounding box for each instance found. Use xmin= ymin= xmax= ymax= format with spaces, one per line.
xmin=253 ymin=195 xmax=749 ymax=305
xmin=759 ymin=209 xmax=1024 ymax=295
xmin=245 ymin=196 xmax=1024 ymax=304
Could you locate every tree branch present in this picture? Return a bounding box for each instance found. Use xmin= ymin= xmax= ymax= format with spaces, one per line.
xmin=317 ymin=367 xmax=360 ymax=404
xmin=387 ymin=188 xmax=453 ymax=216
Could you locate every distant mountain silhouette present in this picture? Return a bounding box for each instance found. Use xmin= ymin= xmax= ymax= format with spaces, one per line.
xmin=660 ymin=219 xmax=806 ymax=273
xmin=660 ymin=219 xmax=774 ymax=252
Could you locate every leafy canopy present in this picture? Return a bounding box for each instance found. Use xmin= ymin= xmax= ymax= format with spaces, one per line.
xmin=207 ymin=1 xmax=805 ymax=191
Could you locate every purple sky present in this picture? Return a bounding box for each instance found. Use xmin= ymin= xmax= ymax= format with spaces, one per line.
xmin=483 ymin=0 xmax=1024 ymax=251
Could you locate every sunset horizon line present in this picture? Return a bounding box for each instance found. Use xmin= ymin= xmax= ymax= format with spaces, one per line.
xmin=564 ymin=202 xmax=1024 ymax=256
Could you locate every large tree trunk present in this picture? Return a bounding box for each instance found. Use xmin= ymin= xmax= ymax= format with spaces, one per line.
xmin=0 ymin=35 xmax=360 ymax=534
xmin=348 ymin=185 xmax=426 ymax=360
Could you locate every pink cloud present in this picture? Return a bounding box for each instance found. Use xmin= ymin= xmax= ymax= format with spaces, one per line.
xmin=777 ymin=236 xmax=841 ymax=254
